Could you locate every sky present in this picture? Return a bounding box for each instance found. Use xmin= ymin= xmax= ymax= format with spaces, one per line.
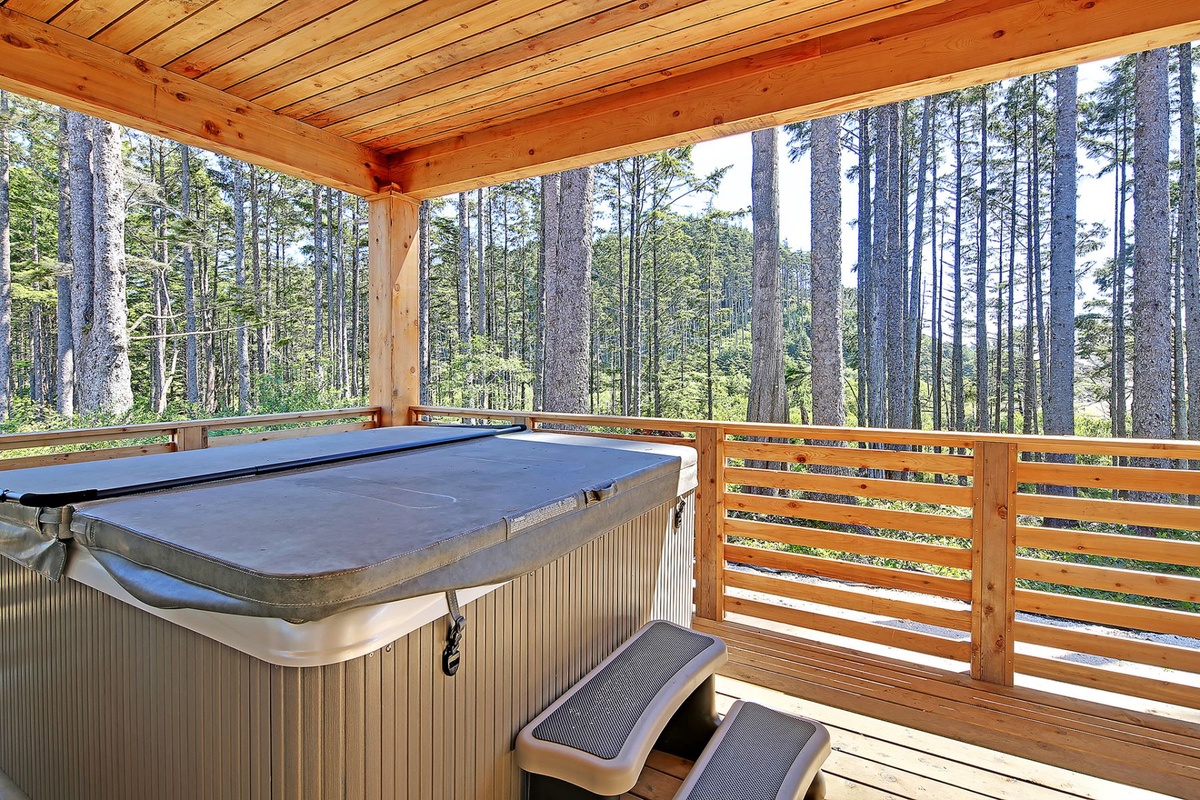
xmin=677 ymin=60 xmax=1126 ymax=300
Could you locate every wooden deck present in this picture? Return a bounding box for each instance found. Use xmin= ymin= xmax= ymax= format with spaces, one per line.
xmin=627 ymin=676 xmax=1181 ymax=800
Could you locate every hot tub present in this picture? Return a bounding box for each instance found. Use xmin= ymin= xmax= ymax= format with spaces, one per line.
xmin=0 ymin=425 xmax=697 ymax=799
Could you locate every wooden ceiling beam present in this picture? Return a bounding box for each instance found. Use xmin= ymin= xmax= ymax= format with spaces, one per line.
xmin=0 ymin=7 xmax=392 ymax=196
xmin=391 ymin=0 xmax=1200 ymax=199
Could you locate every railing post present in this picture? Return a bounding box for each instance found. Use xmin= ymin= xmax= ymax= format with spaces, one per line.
xmin=694 ymin=425 xmax=725 ymax=621
xmin=971 ymin=440 xmax=1017 ymax=685
xmin=367 ymin=189 xmax=421 ymax=428
xmin=175 ymin=424 xmax=208 ymax=452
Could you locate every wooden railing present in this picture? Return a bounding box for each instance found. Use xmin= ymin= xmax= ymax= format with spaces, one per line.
xmin=0 ymin=407 xmax=382 ymax=469
xmin=413 ymin=406 xmax=1200 ymax=714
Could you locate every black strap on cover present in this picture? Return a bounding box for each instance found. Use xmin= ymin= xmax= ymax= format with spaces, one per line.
xmin=442 ymin=589 xmax=467 ymax=677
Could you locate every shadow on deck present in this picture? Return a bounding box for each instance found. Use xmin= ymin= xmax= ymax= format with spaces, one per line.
xmin=629 ymin=675 xmax=1180 ymax=800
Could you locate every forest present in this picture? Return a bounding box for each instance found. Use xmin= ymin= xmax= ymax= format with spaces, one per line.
xmin=0 ymin=45 xmax=1196 ymax=442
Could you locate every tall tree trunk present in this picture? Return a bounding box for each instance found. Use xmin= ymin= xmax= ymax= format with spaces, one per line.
xmin=312 ymin=183 xmax=324 ymax=383
xmin=856 ymin=109 xmax=872 ymax=426
xmin=976 ymin=88 xmax=991 ymax=432
xmin=748 ymin=127 xmax=788 ymax=424
xmin=1132 ymin=48 xmax=1172 ymax=497
xmin=67 ymin=112 xmax=95 ymax=405
xmin=251 ymin=166 xmax=266 ymax=377
xmin=1048 ymin=67 xmax=1078 ymax=438
xmin=150 ymin=141 xmax=169 ymax=415
xmin=56 ymin=110 xmax=74 ymax=417
xmin=419 ymin=200 xmax=431 ymax=404
xmin=1180 ymin=44 xmax=1200 ymax=443
xmin=232 ymin=160 xmax=250 ymax=412
xmin=180 ymin=144 xmax=199 ymax=405
xmin=476 ymin=187 xmax=487 ymax=339
xmin=907 ymin=98 xmax=933 ymax=428
xmin=875 ymin=104 xmax=905 ymax=428
xmin=80 ymin=118 xmax=132 ymax=415
xmin=1113 ymin=121 xmax=1129 ymax=438
xmin=952 ymin=97 xmax=966 ymax=431
xmin=457 ymin=192 xmax=473 ymax=345
xmin=0 ymin=92 xmax=11 ymax=419
xmin=810 ymin=115 xmax=845 ymax=428
xmin=543 ymin=167 xmax=593 ymax=413
xmin=537 ymin=174 xmax=558 ymax=410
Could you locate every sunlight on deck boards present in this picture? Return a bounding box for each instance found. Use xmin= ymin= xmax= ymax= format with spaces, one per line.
xmin=625 ymin=676 xmax=1181 ymax=800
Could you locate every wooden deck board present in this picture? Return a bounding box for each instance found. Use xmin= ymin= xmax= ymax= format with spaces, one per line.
xmin=626 ymin=676 xmax=1183 ymax=800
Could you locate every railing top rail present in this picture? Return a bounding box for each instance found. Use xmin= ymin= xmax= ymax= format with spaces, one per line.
xmin=0 ymin=407 xmax=382 ymax=452
xmin=411 ymin=406 xmax=1200 ymax=459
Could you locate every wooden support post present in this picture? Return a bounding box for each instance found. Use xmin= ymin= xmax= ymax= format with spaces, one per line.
xmin=368 ymin=189 xmax=421 ymax=427
xmin=971 ymin=441 xmax=1017 ymax=685
xmin=175 ymin=424 xmax=208 ymax=452
xmin=694 ymin=425 xmax=725 ymax=621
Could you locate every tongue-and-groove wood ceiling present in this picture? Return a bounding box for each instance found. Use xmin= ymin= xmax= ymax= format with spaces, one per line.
xmin=0 ymin=0 xmax=1198 ymax=198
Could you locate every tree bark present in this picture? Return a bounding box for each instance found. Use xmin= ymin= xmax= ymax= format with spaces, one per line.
xmin=537 ymin=174 xmax=558 ymax=410
xmin=0 ymin=92 xmax=11 ymax=419
xmin=1132 ymin=47 xmax=1172 ymax=507
xmin=79 ymin=118 xmax=132 ymax=415
xmin=1180 ymin=44 xmax=1200 ymax=443
xmin=457 ymin=192 xmax=473 ymax=344
xmin=748 ymin=127 xmax=788 ymax=424
xmin=180 ymin=144 xmax=199 ymax=405
xmin=232 ymin=160 xmax=250 ymax=412
xmin=56 ymin=110 xmax=74 ymax=417
xmin=810 ymin=115 xmax=845 ymax=428
xmin=543 ymin=167 xmax=593 ymax=414
xmin=1048 ymin=67 xmax=1078 ymax=438
xmin=976 ymin=88 xmax=992 ymax=432
xmin=67 ymin=111 xmax=95 ymax=405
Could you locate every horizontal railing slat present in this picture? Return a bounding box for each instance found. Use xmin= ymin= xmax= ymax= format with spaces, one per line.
xmin=723 ymin=440 xmax=975 ymax=476
xmin=726 ymin=569 xmax=972 ymax=630
xmin=0 ymin=442 xmax=176 ymax=470
xmin=726 ymin=491 xmax=974 ymax=539
xmin=1017 ymin=494 xmax=1200 ymax=531
xmin=1016 ymin=589 xmax=1199 ymax=639
xmin=1015 ymin=557 xmax=1200 ymax=604
xmin=1015 ymin=621 xmax=1200 ymax=674
xmin=207 ymin=420 xmax=375 ymax=448
xmin=724 ymin=517 xmax=972 ymax=570
xmin=724 ymin=465 xmax=974 ymax=507
xmin=1016 ymin=461 xmax=1200 ymax=494
xmin=724 ymin=543 xmax=972 ymax=601
xmin=724 ymin=595 xmax=972 ymax=661
xmin=1016 ymin=526 xmax=1200 ymax=569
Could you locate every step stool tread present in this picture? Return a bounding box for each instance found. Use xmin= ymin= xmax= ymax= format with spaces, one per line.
xmin=673 ymin=701 xmax=831 ymax=800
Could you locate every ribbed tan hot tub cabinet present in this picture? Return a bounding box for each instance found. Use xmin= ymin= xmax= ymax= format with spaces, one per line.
xmin=0 ymin=495 xmax=693 ymax=800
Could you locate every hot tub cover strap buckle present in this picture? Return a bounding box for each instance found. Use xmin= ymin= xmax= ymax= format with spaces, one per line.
xmin=442 ymin=589 xmax=467 ymax=676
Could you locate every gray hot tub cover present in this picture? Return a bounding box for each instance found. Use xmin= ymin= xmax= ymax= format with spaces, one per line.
xmin=0 ymin=427 xmax=696 ymax=621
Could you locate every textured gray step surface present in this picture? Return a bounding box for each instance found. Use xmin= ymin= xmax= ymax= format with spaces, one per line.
xmin=673 ymin=700 xmax=831 ymax=800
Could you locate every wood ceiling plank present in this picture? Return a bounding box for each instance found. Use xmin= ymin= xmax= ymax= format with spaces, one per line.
xmin=336 ymin=0 xmax=915 ymax=146
xmin=164 ymin=0 xmax=358 ymax=78
xmin=2 ymin=0 xmax=72 ymax=21
xmin=294 ymin=0 xmax=721 ymax=127
xmin=50 ymin=0 xmax=143 ymax=38
xmin=129 ymin=0 xmax=279 ymax=64
xmin=0 ymin=6 xmax=389 ymax=195
xmin=391 ymin=0 xmax=1200 ymax=198
xmin=197 ymin=0 xmax=424 ymax=91
xmin=91 ymin=0 xmax=211 ymax=53
xmin=240 ymin=0 xmax=563 ymax=109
